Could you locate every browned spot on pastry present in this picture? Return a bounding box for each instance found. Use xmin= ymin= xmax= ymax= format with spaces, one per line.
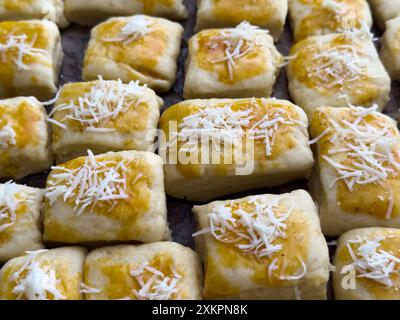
xmin=337 ymin=230 xmax=400 ymax=299
xmin=289 ymin=35 xmax=380 ymax=106
xmin=84 ymin=20 xmax=167 ymax=80
xmin=138 ymin=0 xmax=175 ymax=13
xmin=3 ymin=0 xmax=32 ymax=11
xmin=212 ymin=0 xmax=274 ymax=26
xmin=0 ymin=21 xmax=49 ymax=97
xmin=295 ymin=0 xmax=365 ymax=41
xmin=98 ymin=253 xmax=184 ymax=300
xmin=195 ymin=30 xmax=268 ymax=85
xmin=203 ymin=207 xmax=310 ymax=298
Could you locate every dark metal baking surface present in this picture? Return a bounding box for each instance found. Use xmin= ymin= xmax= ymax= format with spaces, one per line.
xmin=8 ymin=0 xmax=400 ymax=299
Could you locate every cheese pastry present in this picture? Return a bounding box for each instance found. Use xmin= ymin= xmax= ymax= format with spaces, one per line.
xmin=195 ymin=0 xmax=288 ymax=41
xmin=310 ymin=106 xmax=400 ymax=236
xmin=368 ymin=0 xmax=400 ymax=30
xmin=160 ymin=98 xmax=314 ymax=202
xmin=380 ymin=16 xmax=400 ymax=80
xmin=0 ymin=97 xmax=53 ymax=180
xmin=0 ymin=20 xmax=63 ymax=100
xmin=65 ymin=0 xmax=188 ymax=26
xmin=287 ymin=31 xmax=390 ymax=118
xmin=183 ymin=22 xmax=283 ymax=99
xmin=0 ymin=247 xmax=87 ymax=300
xmin=288 ymin=0 xmax=372 ymax=42
xmin=43 ymin=150 xmax=168 ymax=245
xmin=83 ymin=15 xmax=183 ymax=93
xmin=333 ymin=228 xmax=400 ymax=300
xmin=193 ymin=190 xmax=330 ymax=299
xmin=49 ymin=78 xmax=163 ymax=163
xmin=83 ymin=242 xmax=203 ymax=300
xmin=0 ymin=182 xmax=44 ymax=263
xmin=0 ymin=0 xmax=68 ymax=27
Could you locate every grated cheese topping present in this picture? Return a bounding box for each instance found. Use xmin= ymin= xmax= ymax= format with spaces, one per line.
xmin=130 ymin=261 xmax=181 ymax=300
xmin=0 ymin=34 xmax=47 ymax=70
xmin=208 ymin=21 xmax=262 ymax=80
xmin=104 ymin=16 xmax=153 ymax=44
xmin=80 ymin=283 xmax=102 ymax=294
xmin=0 ymin=181 xmax=34 ymax=233
xmin=303 ymin=30 xmax=379 ymax=92
xmin=11 ymin=250 xmax=66 ymax=300
xmin=193 ymin=196 xmax=307 ymax=280
xmin=169 ymin=100 xmax=298 ymax=158
xmin=316 ymin=105 xmax=400 ymax=220
xmin=48 ymin=77 xmax=146 ymax=132
xmin=346 ymin=236 xmax=400 ymax=288
xmin=0 ymin=124 xmax=16 ymax=148
xmin=45 ymin=150 xmax=131 ymax=215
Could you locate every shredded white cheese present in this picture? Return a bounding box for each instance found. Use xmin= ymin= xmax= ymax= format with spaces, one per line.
xmin=104 ymin=16 xmax=153 ymax=44
xmin=0 ymin=124 xmax=16 ymax=148
xmin=80 ymin=283 xmax=102 ymax=294
xmin=318 ymin=105 xmax=400 ymax=220
xmin=49 ymin=77 xmax=146 ymax=132
xmin=45 ymin=150 xmax=131 ymax=215
xmin=11 ymin=250 xmax=66 ymax=300
xmin=346 ymin=236 xmax=400 ymax=288
xmin=0 ymin=34 xmax=47 ymax=70
xmin=169 ymin=100 xmax=297 ymax=158
xmin=193 ymin=196 xmax=307 ymax=280
xmin=0 ymin=181 xmax=34 ymax=233
xmin=130 ymin=261 xmax=181 ymax=300
xmin=209 ymin=21 xmax=261 ymax=80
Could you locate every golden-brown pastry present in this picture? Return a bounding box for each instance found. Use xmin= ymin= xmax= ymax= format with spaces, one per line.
xmin=0 ymin=97 xmax=53 ymax=180
xmin=160 ymin=98 xmax=314 ymax=202
xmin=65 ymin=0 xmax=188 ymax=26
xmin=195 ymin=0 xmax=288 ymax=41
xmin=287 ymin=31 xmax=391 ymax=117
xmin=0 ymin=0 xmax=68 ymax=27
xmin=0 ymin=247 xmax=87 ymax=300
xmin=0 ymin=182 xmax=44 ymax=263
xmin=43 ymin=150 xmax=168 ymax=244
xmin=288 ymin=0 xmax=372 ymax=42
xmin=310 ymin=105 xmax=400 ymax=236
xmin=49 ymin=78 xmax=163 ymax=163
xmin=368 ymin=0 xmax=400 ymax=30
xmin=0 ymin=20 xmax=63 ymax=100
xmin=83 ymin=15 xmax=183 ymax=93
xmin=83 ymin=242 xmax=203 ymax=300
xmin=333 ymin=228 xmax=400 ymax=300
xmin=192 ymin=190 xmax=330 ymax=299
xmin=380 ymin=16 xmax=400 ymax=80
xmin=183 ymin=22 xmax=283 ymax=99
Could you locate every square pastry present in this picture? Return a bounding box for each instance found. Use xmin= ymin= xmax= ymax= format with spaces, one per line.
xmin=333 ymin=228 xmax=400 ymax=300
xmin=0 ymin=182 xmax=44 ymax=263
xmin=49 ymin=77 xmax=163 ymax=163
xmin=0 ymin=247 xmax=87 ymax=300
xmin=0 ymin=97 xmax=53 ymax=180
xmin=83 ymin=15 xmax=183 ymax=93
xmin=83 ymin=242 xmax=203 ymax=300
xmin=192 ymin=190 xmax=330 ymax=299
xmin=287 ymin=31 xmax=391 ymax=117
xmin=183 ymin=22 xmax=283 ymax=99
xmin=0 ymin=20 xmax=63 ymax=100
xmin=380 ymin=16 xmax=400 ymax=80
xmin=310 ymin=105 xmax=400 ymax=236
xmin=160 ymin=98 xmax=314 ymax=202
xmin=288 ymin=0 xmax=372 ymax=42
xmin=195 ymin=0 xmax=288 ymax=41
xmin=65 ymin=0 xmax=188 ymax=25
xmin=0 ymin=0 xmax=68 ymax=28
xmin=43 ymin=150 xmax=168 ymax=244
xmin=368 ymin=0 xmax=400 ymax=30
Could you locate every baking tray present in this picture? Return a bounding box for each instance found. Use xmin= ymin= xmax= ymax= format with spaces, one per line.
xmin=9 ymin=0 xmax=400 ymax=299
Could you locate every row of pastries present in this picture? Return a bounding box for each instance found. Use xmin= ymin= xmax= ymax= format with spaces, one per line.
xmin=0 ymin=0 xmax=400 ymax=300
